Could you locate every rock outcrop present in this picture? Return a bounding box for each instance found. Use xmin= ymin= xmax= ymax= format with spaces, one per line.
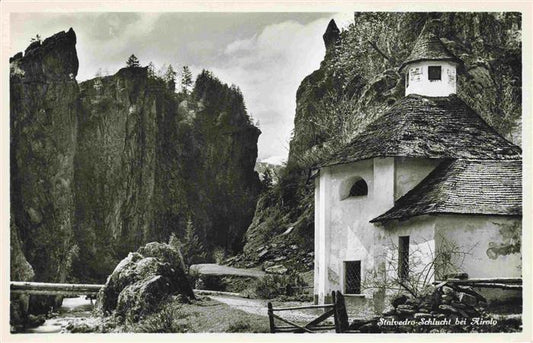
xmin=10 ymin=28 xmax=79 ymax=314
xmin=96 ymin=242 xmax=193 ymax=322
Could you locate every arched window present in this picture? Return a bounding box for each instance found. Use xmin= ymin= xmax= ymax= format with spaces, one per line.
xmin=340 ymin=176 xmax=369 ymax=200
xmin=349 ymin=179 xmax=368 ymax=197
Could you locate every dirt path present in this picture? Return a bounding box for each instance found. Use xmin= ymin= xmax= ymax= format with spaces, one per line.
xmin=208 ymin=295 xmax=334 ymax=324
xmin=190 ymin=263 xmax=265 ymax=278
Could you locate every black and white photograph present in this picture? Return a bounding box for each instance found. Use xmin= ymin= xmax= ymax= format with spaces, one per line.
xmin=2 ymin=2 xmax=531 ymax=341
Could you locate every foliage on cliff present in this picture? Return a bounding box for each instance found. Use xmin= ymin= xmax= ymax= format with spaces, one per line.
xmin=240 ymin=12 xmax=522 ymax=271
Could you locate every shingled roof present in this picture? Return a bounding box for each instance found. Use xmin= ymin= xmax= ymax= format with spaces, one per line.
xmin=399 ymin=28 xmax=461 ymax=72
xmin=370 ymin=159 xmax=522 ymax=222
xmin=321 ymin=94 xmax=521 ymax=167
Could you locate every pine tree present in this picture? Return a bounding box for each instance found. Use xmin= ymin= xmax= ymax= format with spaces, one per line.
xmin=181 ymin=66 xmax=193 ymax=94
xmin=126 ymin=54 xmax=140 ymax=68
xmin=164 ymin=64 xmax=177 ymax=91
xmin=147 ymin=62 xmax=156 ymax=78
xmin=168 ymin=218 xmax=207 ymax=272
xmin=30 ymin=34 xmax=41 ymax=43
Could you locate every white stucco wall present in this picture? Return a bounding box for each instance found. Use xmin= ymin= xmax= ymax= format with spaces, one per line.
xmin=405 ymin=60 xmax=457 ymax=97
xmin=434 ymin=215 xmax=522 ymax=278
xmin=375 ymin=215 xmax=436 ymax=307
xmin=314 ymin=158 xmax=395 ymax=304
xmin=394 ymin=157 xmax=442 ymax=200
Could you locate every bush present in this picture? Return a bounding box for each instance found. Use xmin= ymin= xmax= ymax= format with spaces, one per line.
xmin=253 ymin=273 xmax=307 ymax=299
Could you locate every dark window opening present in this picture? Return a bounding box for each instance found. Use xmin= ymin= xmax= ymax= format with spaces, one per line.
xmin=349 ymin=179 xmax=368 ymax=197
xmin=406 ymin=72 xmax=409 ymax=87
xmin=428 ymin=66 xmax=442 ymax=80
xmin=345 ymin=261 xmax=361 ymax=294
xmin=398 ymin=236 xmax=410 ymax=280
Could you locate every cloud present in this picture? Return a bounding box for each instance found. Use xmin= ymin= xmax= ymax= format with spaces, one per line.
xmin=202 ymin=13 xmax=352 ymax=160
xmin=9 ymin=12 xmax=353 ymax=161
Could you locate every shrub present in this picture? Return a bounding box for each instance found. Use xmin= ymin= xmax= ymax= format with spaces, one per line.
xmin=253 ymin=273 xmax=307 ymax=299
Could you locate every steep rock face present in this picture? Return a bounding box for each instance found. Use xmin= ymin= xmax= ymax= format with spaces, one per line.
xmin=185 ymin=71 xmax=261 ymax=253
xmin=74 ymin=68 xmax=174 ymax=281
xmin=73 ymin=69 xmax=260 ymax=282
xmin=10 ymin=222 xmax=35 ymax=329
xmin=10 ymin=28 xmax=79 ymax=312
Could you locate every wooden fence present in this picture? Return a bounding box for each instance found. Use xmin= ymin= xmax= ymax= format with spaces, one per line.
xmin=267 ymin=291 xmax=354 ymax=333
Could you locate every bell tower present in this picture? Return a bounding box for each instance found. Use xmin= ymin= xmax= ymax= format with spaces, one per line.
xmin=399 ymin=25 xmax=461 ymax=97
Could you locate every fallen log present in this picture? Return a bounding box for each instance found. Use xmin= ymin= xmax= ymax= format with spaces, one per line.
xmin=10 ymin=281 xmax=103 ymax=296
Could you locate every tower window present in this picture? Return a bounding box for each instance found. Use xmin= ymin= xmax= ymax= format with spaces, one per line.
xmin=349 ymin=179 xmax=368 ymax=197
xmin=344 ymin=261 xmax=361 ymax=294
xmin=398 ymin=236 xmax=410 ymax=280
xmin=428 ymin=66 xmax=442 ymax=81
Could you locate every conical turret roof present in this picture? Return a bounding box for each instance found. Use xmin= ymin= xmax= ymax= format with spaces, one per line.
xmin=399 ymin=25 xmax=460 ymax=72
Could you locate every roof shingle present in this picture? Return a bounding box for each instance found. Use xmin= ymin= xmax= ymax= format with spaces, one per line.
xmin=370 ymin=159 xmax=522 ymax=222
xmin=322 ymin=94 xmax=522 ymax=167
xmin=399 ymin=30 xmax=461 ymax=72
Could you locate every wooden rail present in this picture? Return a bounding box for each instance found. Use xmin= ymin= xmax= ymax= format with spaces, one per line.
xmin=435 ymin=277 xmax=522 ymax=290
xmin=11 ymin=282 xmax=250 ymax=298
xmin=267 ymin=291 xmax=354 ymax=333
xmin=10 ymin=281 xmax=104 ymax=296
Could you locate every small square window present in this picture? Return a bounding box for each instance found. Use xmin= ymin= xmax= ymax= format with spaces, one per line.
xmin=428 ymin=66 xmax=442 ymax=81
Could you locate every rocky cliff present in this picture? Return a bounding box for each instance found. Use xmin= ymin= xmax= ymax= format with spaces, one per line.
xmin=73 ymin=68 xmax=261 ymax=282
xmin=10 ymin=28 xmax=261 ymax=314
xmin=10 ymin=28 xmax=80 ymax=316
xmin=237 ymin=13 xmax=522 ymax=274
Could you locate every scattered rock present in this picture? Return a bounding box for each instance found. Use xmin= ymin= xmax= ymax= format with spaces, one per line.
xmin=26 ymin=207 xmax=43 ymax=224
xmin=391 ymin=294 xmax=409 ymax=307
xmin=265 ymin=264 xmax=288 ymax=275
xmin=458 ymin=292 xmax=478 ymax=306
xmin=258 ymin=249 xmax=269 ymax=259
xmin=26 ymin=314 xmax=45 ymax=328
xmin=280 ymin=227 xmax=294 ymax=236
xmin=273 ymin=256 xmax=287 ymax=262
xmin=262 ymin=261 xmax=275 ymax=270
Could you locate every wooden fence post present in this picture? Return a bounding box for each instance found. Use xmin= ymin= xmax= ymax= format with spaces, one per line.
xmin=267 ymin=302 xmax=275 ymax=333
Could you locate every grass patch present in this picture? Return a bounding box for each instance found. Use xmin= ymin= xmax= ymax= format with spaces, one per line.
xmin=118 ymin=296 xmax=270 ymax=333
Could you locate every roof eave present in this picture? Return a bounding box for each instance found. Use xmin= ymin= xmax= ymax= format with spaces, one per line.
xmin=398 ymin=57 xmax=462 ymax=73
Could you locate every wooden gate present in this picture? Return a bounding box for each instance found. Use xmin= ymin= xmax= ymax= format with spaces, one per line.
xmin=267 ymin=291 xmax=350 ymax=333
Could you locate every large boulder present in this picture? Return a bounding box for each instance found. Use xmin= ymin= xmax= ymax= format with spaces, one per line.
xmin=95 ymin=242 xmax=194 ymax=321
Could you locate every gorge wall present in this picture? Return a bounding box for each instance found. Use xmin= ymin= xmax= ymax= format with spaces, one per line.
xmin=10 ymin=27 xmax=261 ymax=305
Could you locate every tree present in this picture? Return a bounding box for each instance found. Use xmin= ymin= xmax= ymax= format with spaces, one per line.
xmin=164 ymin=64 xmax=177 ymax=91
xmin=30 ymin=34 xmax=41 ymax=43
xmin=180 ymin=66 xmax=193 ymax=94
xmin=168 ymin=218 xmax=207 ymax=272
xmin=126 ymin=54 xmax=140 ymax=68
xmin=147 ymin=62 xmax=156 ymax=78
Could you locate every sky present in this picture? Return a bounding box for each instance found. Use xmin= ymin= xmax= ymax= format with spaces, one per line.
xmin=10 ymin=12 xmax=354 ymax=164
